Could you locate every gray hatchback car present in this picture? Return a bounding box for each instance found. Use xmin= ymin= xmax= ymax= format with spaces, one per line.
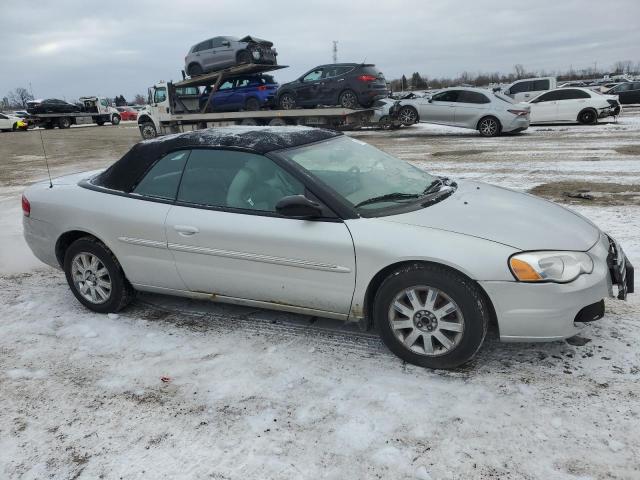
xmin=184 ymin=35 xmax=277 ymax=77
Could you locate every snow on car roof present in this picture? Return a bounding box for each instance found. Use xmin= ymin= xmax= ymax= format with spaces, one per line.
xmin=94 ymin=126 xmax=341 ymax=192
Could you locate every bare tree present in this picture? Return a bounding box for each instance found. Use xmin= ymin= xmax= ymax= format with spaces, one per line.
xmin=513 ymin=64 xmax=526 ymax=79
xmin=7 ymin=87 xmax=34 ymax=109
xmin=133 ymin=93 xmax=146 ymax=105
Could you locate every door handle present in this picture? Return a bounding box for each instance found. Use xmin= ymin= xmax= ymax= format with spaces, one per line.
xmin=174 ymin=225 xmax=199 ymax=236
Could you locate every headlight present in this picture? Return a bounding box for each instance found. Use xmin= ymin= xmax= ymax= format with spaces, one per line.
xmin=509 ymin=251 xmax=593 ymax=283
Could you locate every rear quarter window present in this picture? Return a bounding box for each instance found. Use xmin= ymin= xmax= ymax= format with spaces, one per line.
xmin=133 ymin=151 xmax=190 ymax=200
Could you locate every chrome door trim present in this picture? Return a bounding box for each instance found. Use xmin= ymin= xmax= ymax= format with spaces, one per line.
xmin=167 ymin=242 xmax=352 ymax=273
xmin=118 ymin=236 xmax=167 ymax=249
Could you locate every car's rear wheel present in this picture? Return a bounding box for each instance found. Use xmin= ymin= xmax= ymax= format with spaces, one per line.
xmin=398 ymin=106 xmax=419 ymax=125
xmin=339 ymin=89 xmax=359 ymax=109
xmin=64 ymin=237 xmax=134 ymax=313
xmin=374 ymin=264 xmax=488 ymax=369
xmin=268 ymin=117 xmax=288 ymax=126
xmin=378 ymin=115 xmax=393 ymax=130
xmin=477 ymin=116 xmax=501 ymax=137
xmin=140 ymin=122 xmax=157 ymax=139
xmin=111 ymin=114 xmax=121 ymax=125
xmin=237 ymin=50 xmax=252 ymax=65
xmin=279 ymin=93 xmax=296 ymax=110
xmin=58 ymin=117 xmax=71 ymax=129
xmin=188 ymin=63 xmax=203 ymax=77
xmin=244 ymin=97 xmax=260 ymax=111
xmin=578 ymin=109 xmax=597 ymax=125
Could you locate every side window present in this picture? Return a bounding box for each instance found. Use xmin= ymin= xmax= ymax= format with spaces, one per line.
xmin=177 ymin=150 xmax=304 ymax=213
xmin=236 ymin=78 xmax=250 ymax=88
xmin=195 ymin=40 xmax=213 ymax=52
xmin=532 ymin=79 xmax=550 ymax=91
xmin=154 ymin=87 xmax=167 ymax=103
xmin=560 ymin=89 xmax=590 ymax=100
xmin=458 ymin=91 xmax=490 ymax=104
xmin=100 ymin=99 xmax=108 ymax=107
xmin=0 ymin=114 xmax=6 ymax=119
xmin=432 ymin=90 xmax=460 ymax=102
xmin=533 ymin=91 xmax=560 ymax=102
xmin=302 ymin=69 xmax=323 ymax=82
xmin=211 ymin=37 xmax=224 ymax=48
xmin=509 ymin=81 xmax=533 ymax=94
xmin=218 ymin=80 xmax=235 ymax=90
xmin=133 ymin=151 xmax=190 ymax=200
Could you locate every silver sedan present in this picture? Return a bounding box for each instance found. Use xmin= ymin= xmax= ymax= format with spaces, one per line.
xmin=22 ymin=127 xmax=633 ymax=369
xmin=396 ymin=87 xmax=531 ymax=136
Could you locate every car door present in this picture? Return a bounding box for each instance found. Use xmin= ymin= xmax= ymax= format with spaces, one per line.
xmin=296 ymin=68 xmax=324 ymax=106
xmin=528 ymin=91 xmax=560 ymax=123
xmin=507 ymin=80 xmax=535 ymax=102
xmin=208 ymin=79 xmax=236 ymax=111
xmin=0 ymin=113 xmax=10 ymax=130
xmin=418 ymin=90 xmax=459 ymax=125
xmin=454 ymin=91 xmax=491 ymax=128
xmin=195 ymin=39 xmax=215 ymax=70
xmin=112 ymin=150 xmax=191 ymax=291
xmin=165 ymin=148 xmax=356 ymax=315
xmin=555 ymin=89 xmax=590 ymax=121
xmin=319 ymin=65 xmax=348 ymax=104
xmin=211 ymin=37 xmax=235 ymax=68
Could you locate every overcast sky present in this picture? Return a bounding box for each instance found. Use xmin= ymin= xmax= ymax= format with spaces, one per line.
xmin=1 ymin=0 xmax=639 ymax=101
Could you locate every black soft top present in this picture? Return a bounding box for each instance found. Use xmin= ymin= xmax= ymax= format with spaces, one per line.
xmin=92 ymin=126 xmax=341 ymax=192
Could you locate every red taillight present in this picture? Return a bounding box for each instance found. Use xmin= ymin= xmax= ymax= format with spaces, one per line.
xmin=22 ymin=195 xmax=30 ymax=217
xmin=257 ymin=85 xmax=268 ymax=91
xmin=357 ymin=75 xmax=377 ymax=82
xmin=508 ymin=109 xmax=529 ymax=117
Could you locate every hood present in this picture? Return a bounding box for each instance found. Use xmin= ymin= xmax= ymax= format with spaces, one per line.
xmin=239 ymin=35 xmax=273 ymax=47
xmin=380 ymin=181 xmax=599 ymax=251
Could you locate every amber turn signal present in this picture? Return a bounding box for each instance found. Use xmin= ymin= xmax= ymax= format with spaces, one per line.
xmin=509 ymin=258 xmax=542 ymax=281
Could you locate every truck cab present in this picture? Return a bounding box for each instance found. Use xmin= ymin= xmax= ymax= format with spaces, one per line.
xmin=78 ymin=97 xmax=121 ymax=126
xmin=501 ymin=77 xmax=557 ymax=102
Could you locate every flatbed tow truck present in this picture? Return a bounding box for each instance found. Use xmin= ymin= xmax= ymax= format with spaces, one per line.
xmin=137 ymin=64 xmax=375 ymax=139
xmin=29 ymin=97 xmax=121 ymax=129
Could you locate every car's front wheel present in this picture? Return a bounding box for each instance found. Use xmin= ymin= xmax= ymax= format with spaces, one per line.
xmin=64 ymin=237 xmax=134 ymax=314
xmin=111 ymin=114 xmax=121 ymax=125
xmin=374 ymin=264 xmax=488 ymax=369
xmin=398 ymin=106 xmax=419 ymax=125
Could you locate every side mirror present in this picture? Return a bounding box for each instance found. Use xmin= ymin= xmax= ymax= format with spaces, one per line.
xmin=275 ymin=195 xmax=323 ymax=219
xmin=222 ymin=41 xmax=230 ymax=47
xmin=504 ymin=89 xmax=510 ymax=95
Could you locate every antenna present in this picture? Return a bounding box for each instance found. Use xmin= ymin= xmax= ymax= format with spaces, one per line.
xmin=38 ymin=129 xmax=53 ymax=188
xmin=332 ymin=41 xmax=338 ymax=64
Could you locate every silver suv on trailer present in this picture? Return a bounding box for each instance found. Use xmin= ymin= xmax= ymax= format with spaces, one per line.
xmin=184 ymin=35 xmax=277 ymax=77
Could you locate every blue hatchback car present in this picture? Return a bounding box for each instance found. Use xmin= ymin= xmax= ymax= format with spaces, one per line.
xmin=200 ymin=74 xmax=279 ymax=112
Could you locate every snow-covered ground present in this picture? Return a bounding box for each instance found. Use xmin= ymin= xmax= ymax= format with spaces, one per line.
xmin=1 ymin=119 xmax=639 ymax=479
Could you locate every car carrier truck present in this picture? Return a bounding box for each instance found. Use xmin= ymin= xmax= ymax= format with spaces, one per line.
xmin=136 ymin=64 xmax=376 ymax=139
xmin=29 ymin=96 xmax=121 ymax=129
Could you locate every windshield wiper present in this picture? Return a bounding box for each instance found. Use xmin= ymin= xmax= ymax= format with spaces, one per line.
xmin=422 ymin=178 xmax=444 ymax=195
xmin=354 ymin=192 xmax=421 ymax=208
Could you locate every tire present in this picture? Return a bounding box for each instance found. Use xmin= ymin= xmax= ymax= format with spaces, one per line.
xmin=578 ymin=109 xmax=597 ymax=125
xmin=278 ymin=93 xmax=296 ymax=110
xmin=398 ymin=106 xmax=419 ymax=125
xmin=477 ymin=116 xmax=501 ymax=137
xmin=239 ymin=118 xmax=259 ymax=126
xmin=378 ymin=115 xmax=393 ymax=130
xmin=244 ymin=97 xmax=260 ymax=111
xmin=237 ymin=50 xmax=252 ymax=65
xmin=96 ymin=120 xmax=105 ymax=126
xmin=188 ymin=63 xmax=203 ymax=77
xmin=339 ymin=89 xmax=359 ymax=109
xmin=268 ymin=117 xmax=288 ymax=126
xmin=140 ymin=121 xmax=157 ymax=139
xmin=111 ymin=114 xmax=121 ymax=125
xmin=63 ymin=237 xmax=134 ymax=314
xmin=58 ymin=117 xmax=71 ymax=129
xmin=374 ymin=264 xmax=489 ymax=369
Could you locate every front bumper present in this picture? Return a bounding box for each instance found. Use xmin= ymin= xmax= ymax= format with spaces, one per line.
xmin=480 ymin=233 xmax=632 ymax=342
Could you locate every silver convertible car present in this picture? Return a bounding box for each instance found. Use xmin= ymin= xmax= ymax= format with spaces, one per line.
xmin=22 ymin=127 xmax=633 ymax=369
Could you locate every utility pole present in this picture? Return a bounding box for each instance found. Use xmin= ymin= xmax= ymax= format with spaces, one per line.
xmin=332 ymin=41 xmax=338 ymax=64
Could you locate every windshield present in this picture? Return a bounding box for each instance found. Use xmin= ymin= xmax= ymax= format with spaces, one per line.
xmin=280 ymin=136 xmax=439 ymax=213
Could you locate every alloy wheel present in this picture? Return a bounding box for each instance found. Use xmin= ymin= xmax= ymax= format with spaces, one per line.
xmin=388 ymin=285 xmax=464 ymax=356
xmin=399 ymin=107 xmax=417 ymax=124
xmin=280 ymin=94 xmax=295 ymax=110
xmin=479 ymin=118 xmax=499 ymax=136
xmin=71 ymin=252 xmax=112 ymax=304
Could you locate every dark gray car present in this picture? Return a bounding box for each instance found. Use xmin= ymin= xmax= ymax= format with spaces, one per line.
xmin=184 ymin=35 xmax=277 ymax=77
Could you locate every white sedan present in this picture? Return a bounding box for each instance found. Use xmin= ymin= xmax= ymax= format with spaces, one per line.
xmin=0 ymin=112 xmax=27 ymax=131
xmin=22 ymin=127 xmax=633 ymax=369
xmin=528 ymin=87 xmax=620 ymax=124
